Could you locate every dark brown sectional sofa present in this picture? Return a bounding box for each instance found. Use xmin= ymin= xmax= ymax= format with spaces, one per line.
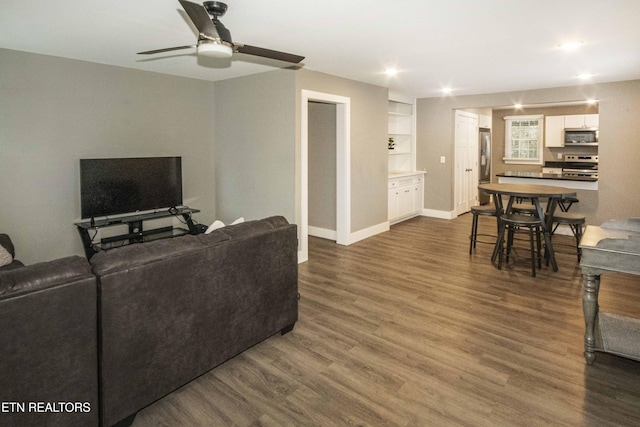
xmin=0 ymin=216 xmax=298 ymax=426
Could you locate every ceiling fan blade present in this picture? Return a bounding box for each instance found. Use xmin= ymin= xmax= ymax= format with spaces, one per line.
xmin=137 ymin=45 xmax=196 ymax=55
xmin=235 ymin=44 xmax=305 ymax=64
xmin=179 ymin=0 xmax=220 ymax=40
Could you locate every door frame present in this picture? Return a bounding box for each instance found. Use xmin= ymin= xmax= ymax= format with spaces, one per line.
xmin=300 ymin=90 xmax=351 ymax=263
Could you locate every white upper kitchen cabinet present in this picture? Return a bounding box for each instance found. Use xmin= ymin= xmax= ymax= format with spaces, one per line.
xmin=545 ymin=115 xmax=565 ymax=147
xmin=478 ymin=114 xmax=492 ymax=129
xmin=546 ymin=114 xmax=599 ymax=147
xmin=564 ymin=114 xmax=599 ymax=128
xmin=584 ymin=114 xmax=599 ymax=127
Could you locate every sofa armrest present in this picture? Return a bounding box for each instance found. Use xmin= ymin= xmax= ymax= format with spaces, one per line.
xmin=0 ymin=258 xmax=99 ymax=426
xmin=0 ymin=256 xmax=93 ymax=299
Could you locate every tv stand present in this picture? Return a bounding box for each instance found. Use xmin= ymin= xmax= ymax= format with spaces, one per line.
xmin=75 ymin=207 xmax=200 ymax=259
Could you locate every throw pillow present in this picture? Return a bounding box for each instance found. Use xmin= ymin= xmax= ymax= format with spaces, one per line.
xmin=205 ymin=220 xmax=225 ymax=234
xmin=0 ymin=244 xmax=13 ymax=267
xmin=231 ymin=217 xmax=245 ymax=225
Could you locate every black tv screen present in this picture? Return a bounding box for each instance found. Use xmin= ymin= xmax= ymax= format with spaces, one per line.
xmin=80 ymin=157 xmax=182 ymax=219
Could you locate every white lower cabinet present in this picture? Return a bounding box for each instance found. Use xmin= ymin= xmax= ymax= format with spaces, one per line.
xmin=388 ymin=173 xmax=424 ymax=224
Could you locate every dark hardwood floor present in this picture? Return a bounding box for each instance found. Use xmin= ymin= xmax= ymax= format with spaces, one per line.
xmin=134 ymin=215 xmax=640 ymax=426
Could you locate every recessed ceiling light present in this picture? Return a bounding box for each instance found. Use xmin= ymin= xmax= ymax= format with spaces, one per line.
xmin=559 ymin=41 xmax=584 ymax=50
xmin=384 ymin=68 xmax=399 ymax=76
xmin=577 ymin=73 xmax=594 ymax=80
xmin=441 ymin=87 xmax=452 ymax=94
xmin=514 ymin=103 xmax=523 ymax=109
xmin=586 ymin=99 xmax=598 ymax=104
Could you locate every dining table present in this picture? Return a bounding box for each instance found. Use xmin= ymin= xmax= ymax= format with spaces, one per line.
xmin=478 ymin=183 xmax=578 ymax=272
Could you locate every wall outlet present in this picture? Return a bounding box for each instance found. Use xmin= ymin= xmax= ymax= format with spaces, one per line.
xmin=440 ymin=156 xmax=446 ymax=164
xmin=557 ymin=153 xmax=563 ymax=159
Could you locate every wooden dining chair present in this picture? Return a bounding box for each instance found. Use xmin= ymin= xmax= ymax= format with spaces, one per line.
xmin=498 ymin=213 xmax=543 ymax=277
xmin=551 ymin=211 xmax=586 ymax=262
xmin=469 ymin=204 xmax=498 ymax=254
xmin=512 ymin=197 xmax=537 ymax=215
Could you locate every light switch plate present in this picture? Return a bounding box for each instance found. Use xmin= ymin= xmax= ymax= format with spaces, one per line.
xmin=440 ymin=156 xmax=446 ymax=164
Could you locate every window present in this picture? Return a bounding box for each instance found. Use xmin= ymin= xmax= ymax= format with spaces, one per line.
xmin=503 ymin=115 xmax=544 ymax=165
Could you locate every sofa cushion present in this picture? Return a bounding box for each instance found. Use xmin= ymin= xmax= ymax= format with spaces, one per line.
xmin=0 ymin=233 xmax=23 ymax=271
xmin=204 ymin=217 xmax=245 ymax=234
xmin=216 ymin=216 xmax=290 ymax=240
xmin=0 ymin=233 xmax=16 ymax=258
xmin=204 ymin=219 xmax=226 ymax=234
xmin=0 ymin=256 xmax=92 ymax=299
xmin=0 ymin=244 xmax=12 ymax=268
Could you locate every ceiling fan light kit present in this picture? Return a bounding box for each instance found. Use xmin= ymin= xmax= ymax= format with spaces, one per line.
xmin=138 ymin=0 xmax=304 ymax=64
xmin=198 ymin=41 xmax=233 ymax=58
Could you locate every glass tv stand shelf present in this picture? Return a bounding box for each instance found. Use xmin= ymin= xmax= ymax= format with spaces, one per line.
xmin=74 ymin=207 xmax=200 ymax=259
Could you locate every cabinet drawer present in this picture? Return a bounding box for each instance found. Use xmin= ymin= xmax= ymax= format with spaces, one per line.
xmin=389 ymin=175 xmax=424 ymax=188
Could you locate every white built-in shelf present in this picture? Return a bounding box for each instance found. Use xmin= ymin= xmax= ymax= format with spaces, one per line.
xmin=388 ymin=99 xmax=416 ymax=175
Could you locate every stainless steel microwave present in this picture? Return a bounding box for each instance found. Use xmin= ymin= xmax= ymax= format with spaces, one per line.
xmin=564 ymin=128 xmax=598 ymax=145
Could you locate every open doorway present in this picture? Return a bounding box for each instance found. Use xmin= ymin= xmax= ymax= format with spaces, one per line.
xmin=300 ymin=90 xmax=351 ymax=263
xmin=308 ymin=101 xmax=337 ymax=240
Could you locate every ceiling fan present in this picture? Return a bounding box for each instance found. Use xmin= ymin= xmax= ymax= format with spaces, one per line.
xmin=138 ymin=0 xmax=305 ymax=64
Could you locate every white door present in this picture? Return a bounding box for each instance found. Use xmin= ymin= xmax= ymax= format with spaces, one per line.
xmin=454 ymin=111 xmax=479 ymax=215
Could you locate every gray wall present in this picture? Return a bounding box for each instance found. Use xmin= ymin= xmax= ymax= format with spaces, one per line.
xmin=296 ymin=69 xmax=389 ymax=233
xmin=0 ymin=49 xmax=216 ymax=264
xmin=308 ymin=102 xmax=337 ymax=231
xmin=213 ymin=69 xmax=297 ymax=223
xmin=8 ymin=47 xmax=635 ymax=264
xmin=0 ymin=50 xmax=390 ymax=264
xmin=215 ymin=68 xmax=389 ymax=239
xmin=417 ymin=80 xmax=640 ymax=225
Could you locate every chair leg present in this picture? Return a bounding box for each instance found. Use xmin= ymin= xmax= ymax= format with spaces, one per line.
xmin=469 ymin=213 xmax=478 ymax=255
xmin=536 ymin=225 xmax=542 ymax=269
xmin=493 ymin=219 xmax=505 ymax=263
xmin=497 ymin=225 xmax=506 ymax=269
xmin=529 ymin=226 xmax=536 ymax=277
xmin=506 ymin=226 xmax=514 ymax=263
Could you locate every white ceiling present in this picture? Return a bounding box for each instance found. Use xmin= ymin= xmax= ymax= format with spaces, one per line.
xmin=2 ymin=0 xmax=639 ymax=98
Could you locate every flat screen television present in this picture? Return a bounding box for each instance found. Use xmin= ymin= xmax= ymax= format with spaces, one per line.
xmin=80 ymin=157 xmax=182 ymax=219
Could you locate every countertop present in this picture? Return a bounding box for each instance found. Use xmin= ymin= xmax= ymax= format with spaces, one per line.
xmin=388 ymin=170 xmax=426 ymax=179
xmin=497 ymin=171 xmax=597 ymax=182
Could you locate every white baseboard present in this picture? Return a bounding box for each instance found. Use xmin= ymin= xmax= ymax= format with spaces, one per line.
xmin=308 ymin=226 xmax=337 ymax=241
xmin=346 ymin=221 xmax=390 ymax=245
xmin=307 ymin=221 xmax=390 ymax=246
xmin=421 ymin=208 xmax=456 ymax=220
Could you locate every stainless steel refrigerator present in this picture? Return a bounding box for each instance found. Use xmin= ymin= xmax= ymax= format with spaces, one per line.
xmin=478 ymin=128 xmax=492 ymax=205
